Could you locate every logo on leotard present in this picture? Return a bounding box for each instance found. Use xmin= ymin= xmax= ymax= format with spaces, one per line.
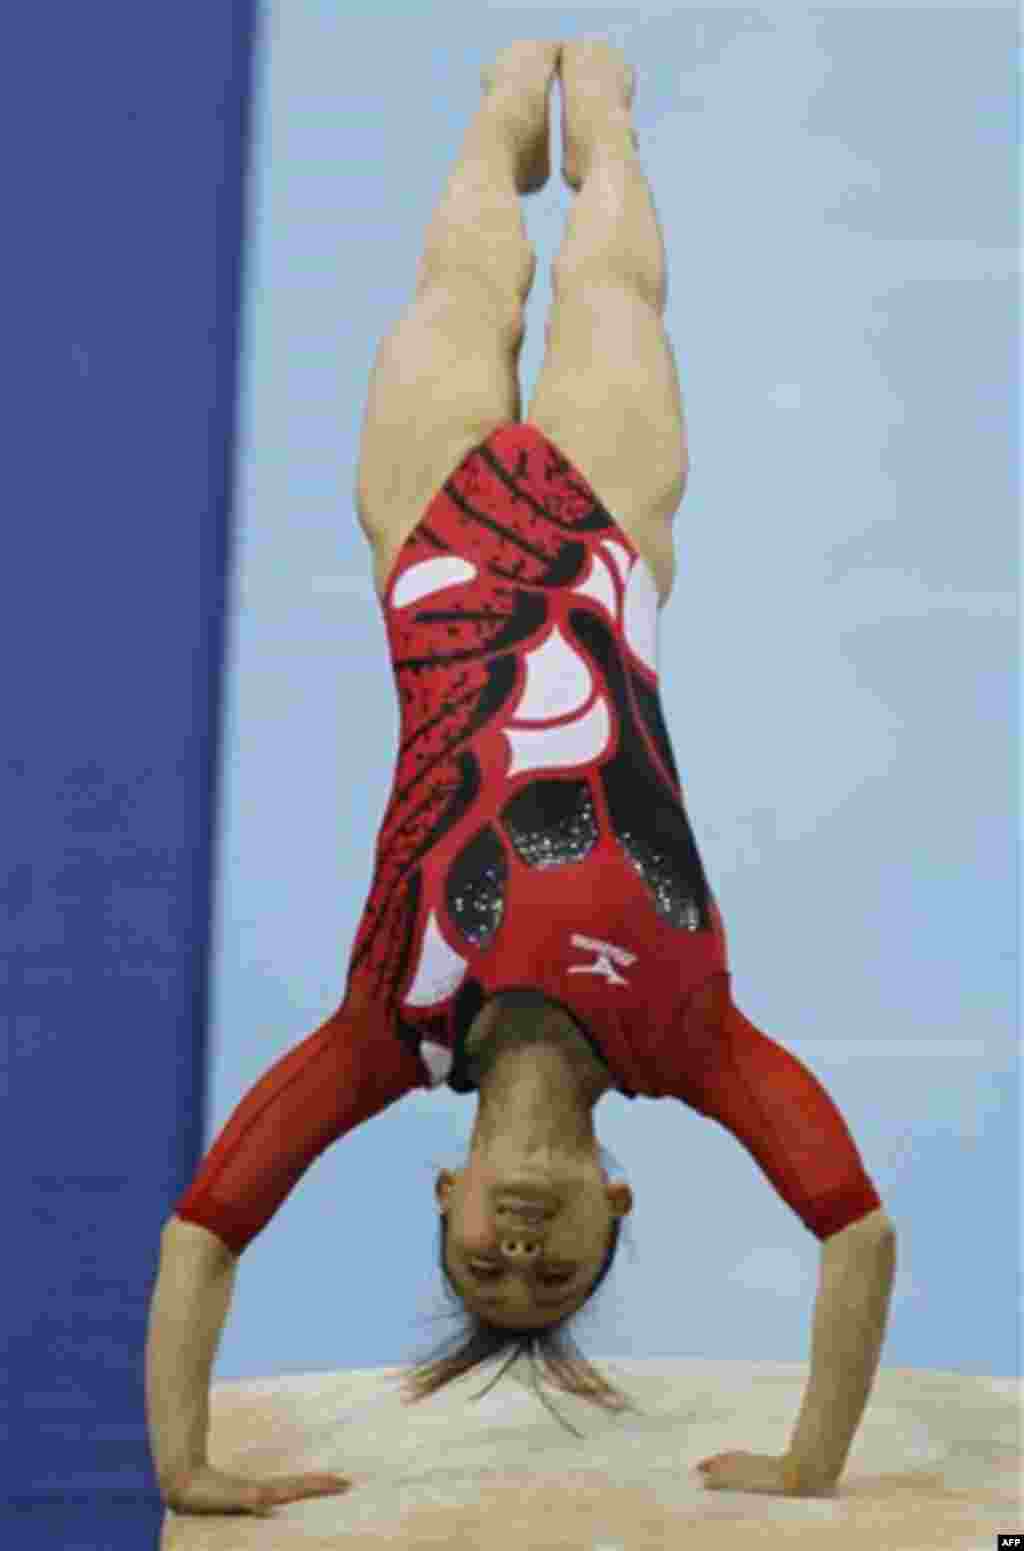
xmin=567 ymin=933 xmax=636 ymax=988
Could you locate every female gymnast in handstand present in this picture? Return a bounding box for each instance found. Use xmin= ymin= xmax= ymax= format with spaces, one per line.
xmin=146 ymin=40 xmax=895 ymax=1517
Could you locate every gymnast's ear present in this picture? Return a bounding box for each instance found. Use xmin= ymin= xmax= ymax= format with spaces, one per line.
xmin=606 ymin=1180 xmax=635 ymax=1223
xmin=434 ymin=1170 xmax=459 ymax=1209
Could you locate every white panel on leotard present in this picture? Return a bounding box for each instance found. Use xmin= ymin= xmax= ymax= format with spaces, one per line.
xmin=504 ymin=695 xmax=611 ymax=777
xmin=598 ymin=539 xmax=633 ymax=591
xmin=623 ymin=555 xmax=658 ymax=673
xmin=392 ymin=556 xmax=477 ymax=609
xmin=403 ymin=909 xmax=467 ymax=1006
xmin=514 ymin=628 xmax=594 ymax=721
xmin=419 ymin=1039 xmax=453 ymax=1086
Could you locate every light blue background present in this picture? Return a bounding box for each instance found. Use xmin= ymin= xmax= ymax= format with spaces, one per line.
xmin=203 ymin=6 xmax=1019 ymax=1384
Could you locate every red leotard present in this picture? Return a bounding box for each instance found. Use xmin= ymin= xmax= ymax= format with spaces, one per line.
xmin=175 ymin=425 xmax=880 ymax=1254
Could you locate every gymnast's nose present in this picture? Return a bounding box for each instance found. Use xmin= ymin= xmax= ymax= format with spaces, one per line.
xmin=495 ymin=1201 xmax=547 ymax=1258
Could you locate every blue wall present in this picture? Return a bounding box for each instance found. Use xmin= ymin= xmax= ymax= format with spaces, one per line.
xmin=4 ymin=5 xmax=260 ymax=1545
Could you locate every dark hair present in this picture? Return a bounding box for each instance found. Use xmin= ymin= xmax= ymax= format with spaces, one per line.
xmin=397 ymin=1142 xmax=641 ymax=1437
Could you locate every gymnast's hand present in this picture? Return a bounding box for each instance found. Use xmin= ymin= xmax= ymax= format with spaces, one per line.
xmin=162 ymin=1461 xmax=353 ymax=1516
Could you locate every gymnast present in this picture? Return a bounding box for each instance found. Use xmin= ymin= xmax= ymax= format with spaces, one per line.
xmin=146 ymin=40 xmax=896 ymax=1518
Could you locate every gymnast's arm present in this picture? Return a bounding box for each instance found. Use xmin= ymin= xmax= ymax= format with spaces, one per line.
xmin=145 ymin=990 xmax=423 ymax=1498
xmin=145 ymin=1216 xmax=239 ymax=1500
xmin=670 ymin=991 xmax=894 ymax=1490
xmin=673 ymin=991 xmax=884 ymax=1241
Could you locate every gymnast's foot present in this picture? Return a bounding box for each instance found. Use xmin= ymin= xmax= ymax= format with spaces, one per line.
xmin=558 ymin=38 xmax=638 ymax=190
xmin=480 ymin=41 xmax=561 ymax=194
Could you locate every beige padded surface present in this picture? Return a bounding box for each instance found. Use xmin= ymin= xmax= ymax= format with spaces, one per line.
xmin=161 ymin=1356 xmax=1021 ymax=1549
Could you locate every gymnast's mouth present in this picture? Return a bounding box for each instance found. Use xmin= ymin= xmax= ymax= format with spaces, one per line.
xmin=494 ymin=1192 xmax=556 ymax=1224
